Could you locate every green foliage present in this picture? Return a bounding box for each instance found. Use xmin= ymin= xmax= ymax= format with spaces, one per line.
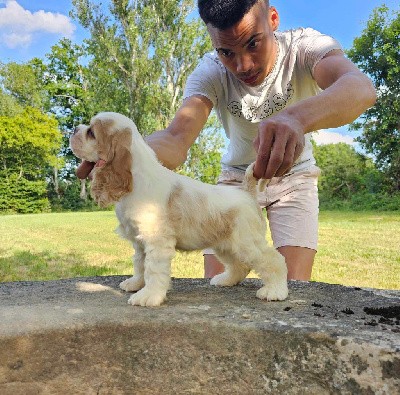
xmin=347 ymin=5 xmax=400 ymax=191
xmin=47 ymin=179 xmax=100 ymax=212
xmin=0 ymin=3 xmax=221 ymax=211
xmin=0 ymin=174 xmax=50 ymax=214
xmin=178 ymin=124 xmax=225 ymax=184
xmin=0 ymin=108 xmax=62 ymax=213
xmin=36 ymin=0 xmax=220 ymax=210
xmin=71 ymin=0 xmax=212 ymax=132
xmin=0 ymin=61 xmax=47 ymax=110
xmin=41 ymin=39 xmax=96 ymax=191
xmin=44 ymin=39 xmax=94 ymax=128
xmin=177 ymin=112 xmax=224 ymax=183
xmin=313 ymin=142 xmax=400 ymax=210
xmin=314 ymin=143 xmax=381 ymax=199
xmin=0 ymin=107 xmax=62 ymax=173
xmin=0 ymin=89 xmax=23 ymax=117
xmin=319 ymin=191 xmax=400 ymax=211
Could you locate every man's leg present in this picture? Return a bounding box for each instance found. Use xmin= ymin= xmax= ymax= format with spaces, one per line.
xmin=277 ymin=246 xmax=315 ymax=281
xmin=204 ymin=166 xmax=320 ymax=281
xmin=266 ymin=167 xmax=321 ymax=281
xmin=204 ymin=254 xmax=224 ymax=278
xmin=204 ymin=246 xmax=315 ymax=280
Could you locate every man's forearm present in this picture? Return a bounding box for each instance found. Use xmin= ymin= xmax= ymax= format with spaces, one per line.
xmin=145 ymin=130 xmax=188 ymax=170
xmin=285 ymin=71 xmax=376 ymax=134
xmin=144 ymin=96 xmax=212 ymax=170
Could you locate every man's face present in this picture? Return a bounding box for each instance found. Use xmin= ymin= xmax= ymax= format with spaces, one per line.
xmin=207 ymin=2 xmax=279 ymax=87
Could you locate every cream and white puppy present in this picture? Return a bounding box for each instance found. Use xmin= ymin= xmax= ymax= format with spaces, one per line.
xmin=70 ymin=112 xmax=288 ymax=307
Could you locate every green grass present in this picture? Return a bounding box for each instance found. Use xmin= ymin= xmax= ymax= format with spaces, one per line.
xmin=0 ymin=210 xmax=399 ymax=290
xmin=0 ymin=211 xmax=204 ymax=282
xmin=313 ymin=211 xmax=400 ymax=290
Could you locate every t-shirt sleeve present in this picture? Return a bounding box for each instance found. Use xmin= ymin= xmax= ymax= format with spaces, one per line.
xmin=183 ymin=54 xmax=225 ymax=107
xmin=296 ymin=28 xmax=343 ymax=75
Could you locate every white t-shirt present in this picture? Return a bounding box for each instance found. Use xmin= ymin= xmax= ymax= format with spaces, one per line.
xmin=183 ymin=28 xmax=342 ymax=173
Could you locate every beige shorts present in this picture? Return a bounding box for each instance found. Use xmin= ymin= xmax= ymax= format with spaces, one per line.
xmin=204 ymin=165 xmax=321 ymax=254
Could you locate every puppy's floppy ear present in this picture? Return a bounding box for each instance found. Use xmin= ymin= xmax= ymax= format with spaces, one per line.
xmin=91 ymin=119 xmax=133 ymax=207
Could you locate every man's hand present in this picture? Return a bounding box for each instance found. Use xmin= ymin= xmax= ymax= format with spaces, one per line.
xmin=76 ymin=160 xmax=95 ymax=179
xmin=253 ymin=114 xmax=305 ymax=179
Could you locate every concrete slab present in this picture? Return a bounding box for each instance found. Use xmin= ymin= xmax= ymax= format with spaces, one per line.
xmin=0 ymin=277 xmax=399 ymax=394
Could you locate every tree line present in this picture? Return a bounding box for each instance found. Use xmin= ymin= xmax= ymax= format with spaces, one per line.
xmin=0 ymin=1 xmax=398 ymax=214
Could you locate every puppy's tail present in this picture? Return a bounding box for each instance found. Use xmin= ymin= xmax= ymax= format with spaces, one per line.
xmin=242 ymin=162 xmax=270 ymax=197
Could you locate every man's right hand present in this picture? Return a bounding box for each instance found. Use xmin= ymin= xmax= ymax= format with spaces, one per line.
xmin=253 ymin=114 xmax=305 ymax=180
xmin=76 ymin=160 xmax=95 ymax=179
xmin=145 ymin=95 xmax=213 ymax=170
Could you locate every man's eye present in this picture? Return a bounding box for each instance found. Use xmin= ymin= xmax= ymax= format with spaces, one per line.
xmin=87 ymin=128 xmax=95 ymax=138
xmin=218 ymin=49 xmax=233 ymax=58
xmin=248 ymin=40 xmax=260 ymax=50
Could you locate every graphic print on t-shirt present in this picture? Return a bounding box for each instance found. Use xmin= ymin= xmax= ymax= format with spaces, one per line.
xmin=227 ymin=82 xmax=294 ymax=121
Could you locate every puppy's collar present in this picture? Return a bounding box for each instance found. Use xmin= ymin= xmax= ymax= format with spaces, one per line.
xmin=95 ymin=159 xmax=107 ymax=168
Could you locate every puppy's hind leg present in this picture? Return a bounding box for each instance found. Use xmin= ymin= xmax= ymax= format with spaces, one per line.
xmin=128 ymin=240 xmax=175 ymax=307
xmin=120 ymin=241 xmax=145 ymax=292
xmin=247 ymin=242 xmax=288 ymax=301
xmin=210 ymin=248 xmax=250 ymax=287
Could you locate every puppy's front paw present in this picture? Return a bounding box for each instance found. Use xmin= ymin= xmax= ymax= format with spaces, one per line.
xmin=256 ymin=282 xmax=288 ymax=301
xmin=119 ymin=275 xmax=145 ymax=292
xmin=128 ymin=287 xmax=166 ymax=307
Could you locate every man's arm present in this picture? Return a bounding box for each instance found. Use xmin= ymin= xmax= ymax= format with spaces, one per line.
xmin=253 ymin=50 xmax=377 ymax=179
xmin=75 ymin=95 xmax=212 ymax=179
xmin=146 ymin=95 xmax=213 ymax=169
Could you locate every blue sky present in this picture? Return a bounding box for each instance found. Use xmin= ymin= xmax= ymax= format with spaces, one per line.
xmin=0 ymin=0 xmax=398 ymax=145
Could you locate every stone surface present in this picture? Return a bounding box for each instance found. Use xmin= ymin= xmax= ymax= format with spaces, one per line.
xmin=0 ymin=277 xmax=399 ymax=394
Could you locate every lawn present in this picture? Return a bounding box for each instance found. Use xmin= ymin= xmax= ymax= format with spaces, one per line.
xmin=0 ymin=210 xmax=399 ymax=290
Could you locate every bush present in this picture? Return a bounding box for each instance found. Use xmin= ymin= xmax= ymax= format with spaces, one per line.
xmin=319 ymin=191 xmax=400 ymax=211
xmin=48 ymin=179 xmax=100 ymax=212
xmin=0 ymin=174 xmax=50 ymax=214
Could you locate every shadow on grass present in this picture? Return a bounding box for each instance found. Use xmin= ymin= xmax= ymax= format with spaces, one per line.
xmin=0 ymin=249 xmax=121 ymax=282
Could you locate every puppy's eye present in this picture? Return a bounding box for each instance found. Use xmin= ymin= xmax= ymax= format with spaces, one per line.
xmin=87 ymin=128 xmax=95 ymax=138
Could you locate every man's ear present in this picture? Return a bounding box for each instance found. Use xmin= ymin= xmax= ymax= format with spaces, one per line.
xmin=269 ymin=6 xmax=280 ymax=31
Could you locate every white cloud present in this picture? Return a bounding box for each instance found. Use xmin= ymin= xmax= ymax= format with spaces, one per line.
xmin=2 ymin=31 xmax=32 ymax=48
xmin=0 ymin=0 xmax=75 ymax=49
xmin=311 ymin=129 xmax=355 ymax=146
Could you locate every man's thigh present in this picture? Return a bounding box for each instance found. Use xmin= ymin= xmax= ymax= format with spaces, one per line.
xmin=206 ymin=166 xmax=320 ymax=251
xmin=264 ymin=166 xmax=320 ymax=250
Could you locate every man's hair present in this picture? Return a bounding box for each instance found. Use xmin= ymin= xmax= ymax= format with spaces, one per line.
xmin=198 ymin=0 xmax=268 ymax=30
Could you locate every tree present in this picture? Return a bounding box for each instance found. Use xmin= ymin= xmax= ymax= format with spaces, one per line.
xmin=0 ymin=61 xmax=46 ymax=110
xmin=0 ymin=56 xmax=86 ymax=202
xmin=43 ymin=39 xmax=95 ymax=202
xmin=71 ymin=0 xmax=212 ymax=132
xmin=0 ymin=1 xmax=224 ymax=213
xmin=347 ymin=5 xmax=400 ymax=191
xmin=313 ymin=142 xmax=383 ymax=200
xmin=0 ymin=89 xmax=23 ymax=117
xmin=44 ymin=39 xmax=93 ymax=130
xmin=70 ymin=0 xmax=224 ymax=185
xmin=0 ymin=108 xmax=62 ymax=213
xmin=178 ymin=115 xmax=225 ymax=184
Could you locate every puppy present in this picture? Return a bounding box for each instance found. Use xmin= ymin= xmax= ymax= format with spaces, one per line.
xmin=70 ymin=112 xmax=288 ymax=307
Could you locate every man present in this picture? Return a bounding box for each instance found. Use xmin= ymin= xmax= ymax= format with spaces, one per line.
xmin=77 ymin=0 xmax=376 ymax=280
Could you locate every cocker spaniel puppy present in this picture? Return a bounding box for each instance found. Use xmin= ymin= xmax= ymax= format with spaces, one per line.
xmin=70 ymin=112 xmax=288 ymax=307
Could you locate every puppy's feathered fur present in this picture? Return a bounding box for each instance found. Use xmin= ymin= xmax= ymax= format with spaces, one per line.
xmin=70 ymin=112 xmax=288 ymax=307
